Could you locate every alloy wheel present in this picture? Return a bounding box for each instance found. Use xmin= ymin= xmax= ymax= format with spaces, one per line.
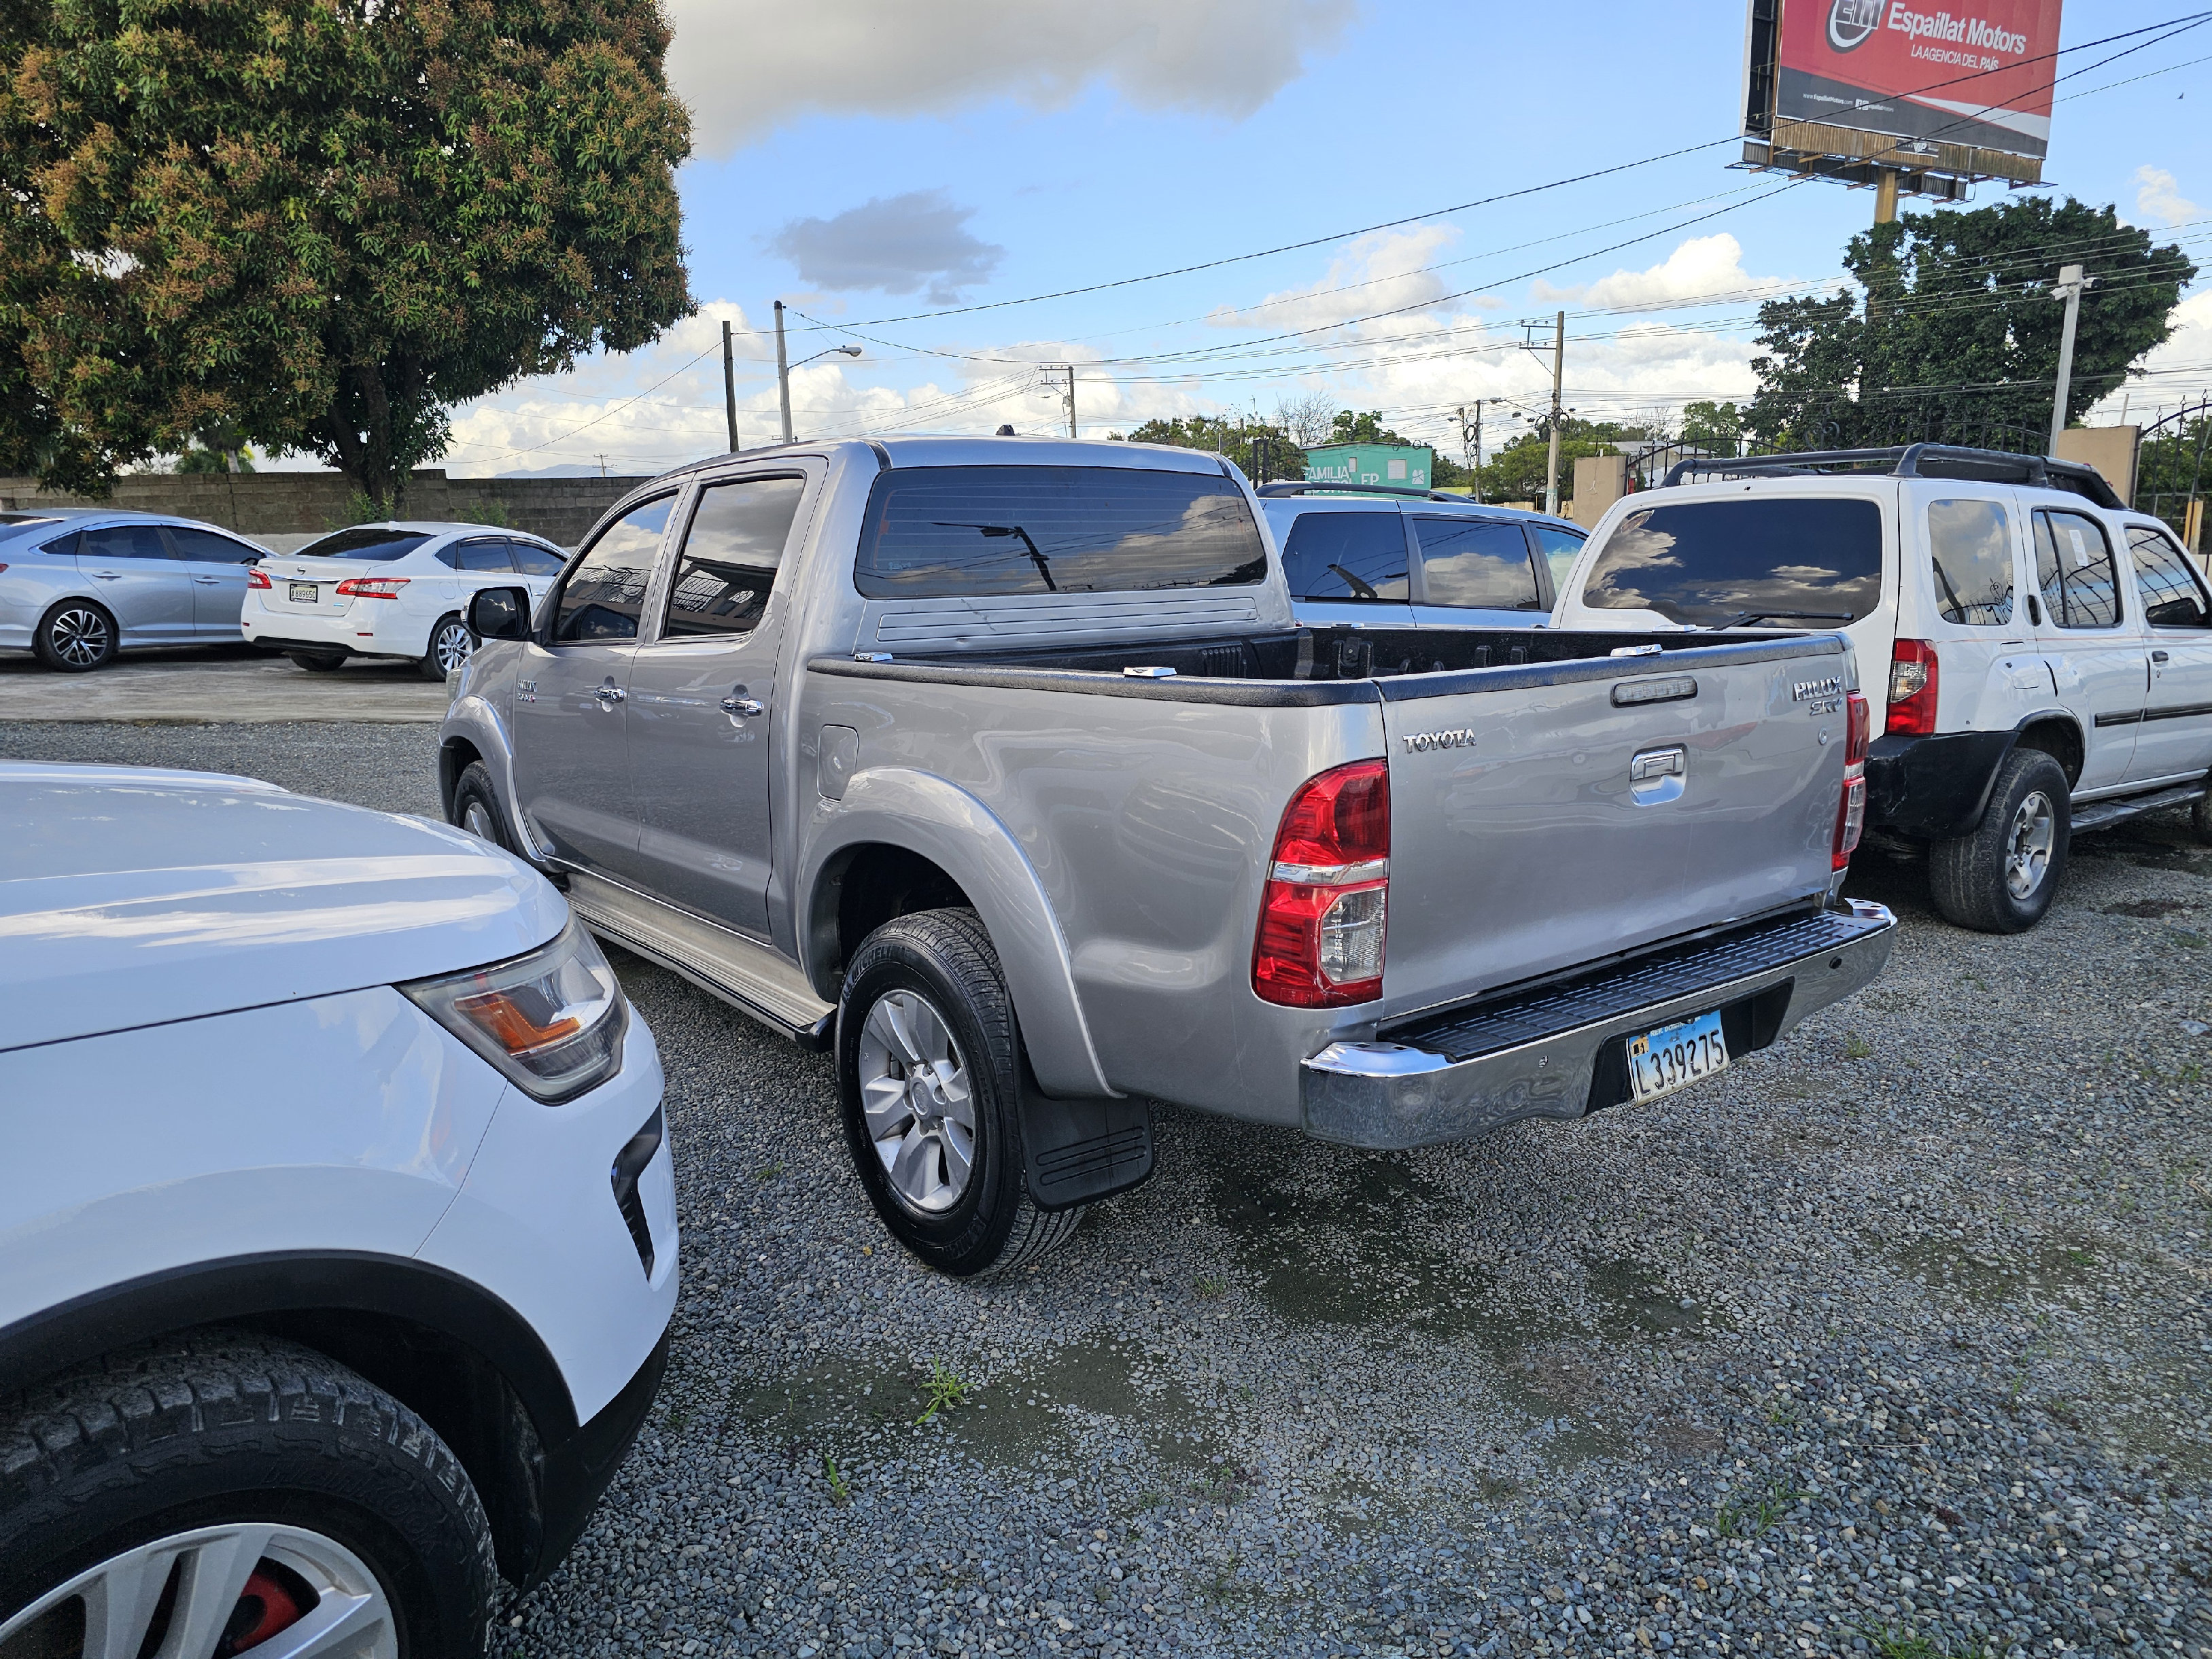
xmin=430 ymin=621 xmax=473 ymax=676
xmin=46 ymin=607 xmax=110 ymax=668
xmin=0 ymin=1522 xmax=396 ymax=1659
xmin=460 ymin=799 xmax=498 ymax=843
xmin=857 ymin=989 xmax=977 ymax=1215
xmin=2005 ymin=790 xmax=2056 ymax=899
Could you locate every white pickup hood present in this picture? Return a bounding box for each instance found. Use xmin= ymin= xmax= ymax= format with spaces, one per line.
xmin=0 ymin=763 xmax=569 ymax=1051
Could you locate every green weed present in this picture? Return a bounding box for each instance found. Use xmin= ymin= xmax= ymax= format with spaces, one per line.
xmin=914 ymin=1359 xmax=968 ymax=1424
xmin=823 ymin=1450 xmax=851 ymax=1505
xmin=1842 ymin=1032 xmax=1873 ymax=1060
xmin=1714 ymin=1478 xmax=1803 ymax=1539
xmin=1195 ymin=1276 xmax=1227 ymax=1299
xmin=753 ymin=1162 xmax=785 ymax=1183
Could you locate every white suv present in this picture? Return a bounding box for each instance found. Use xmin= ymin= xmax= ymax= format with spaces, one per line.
xmin=243 ymin=523 xmax=568 ymax=678
xmin=0 ymin=762 xmax=675 ymax=1656
xmin=1553 ymin=445 xmax=2212 ymax=932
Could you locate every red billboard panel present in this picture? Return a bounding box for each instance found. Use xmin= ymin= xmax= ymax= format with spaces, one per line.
xmin=1774 ymin=0 xmax=2062 ymax=163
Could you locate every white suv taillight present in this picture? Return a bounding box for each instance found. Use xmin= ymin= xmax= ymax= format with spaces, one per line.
xmin=1833 ymin=691 xmax=1869 ymax=871
xmin=1252 ymin=759 xmax=1389 ymax=1008
xmin=400 ymin=918 xmax=628 ymax=1101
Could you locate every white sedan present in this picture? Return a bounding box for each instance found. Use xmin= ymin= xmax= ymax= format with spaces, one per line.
xmin=0 ymin=761 xmax=675 ymax=1657
xmin=243 ymin=522 xmax=568 ymax=678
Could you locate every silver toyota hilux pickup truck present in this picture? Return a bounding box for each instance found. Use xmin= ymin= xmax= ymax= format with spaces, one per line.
xmin=440 ymin=437 xmax=1897 ymax=1276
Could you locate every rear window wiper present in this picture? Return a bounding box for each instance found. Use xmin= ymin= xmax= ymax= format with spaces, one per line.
xmin=1709 ymin=609 xmax=1854 ymax=629
xmin=1328 ymin=563 xmax=1381 ymax=601
xmin=932 ymin=521 xmax=1056 ymax=591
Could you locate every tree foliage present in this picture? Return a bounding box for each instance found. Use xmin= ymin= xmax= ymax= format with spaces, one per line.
xmin=1472 ymin=415 xmax=1653 ymax=504
xmin=1 ymin=0 xmax=693 ymax=506
xmin=1116 ymin=414 xmax=1310 ymax=483
xmin=1746 ymin=197 xmax=2194 ymax=451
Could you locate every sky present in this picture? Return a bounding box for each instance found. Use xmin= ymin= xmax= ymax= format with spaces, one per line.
xmin=382 ymin=0 xmax=2212 ymax=481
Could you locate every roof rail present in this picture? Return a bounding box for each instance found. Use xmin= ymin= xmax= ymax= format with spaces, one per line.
xmin=1659 ymin=444 xmax=2124 ymax=510
xmin=1254 ymin=481 xmax=1508 ymax=507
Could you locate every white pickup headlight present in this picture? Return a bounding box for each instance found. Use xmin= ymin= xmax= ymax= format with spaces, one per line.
xmin=400 ymin=918 xmax=627 ymax=1102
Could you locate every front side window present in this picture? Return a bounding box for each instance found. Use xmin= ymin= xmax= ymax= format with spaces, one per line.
xmin=1411 ymin=516 xmax=1542 ymax=610
xmin=1279 ymin=511 xmax=1409 ymax=601
xmin=510 ymin=540 xmax=566 ymax=576
xmin=293 ymin=527 xmax=430 ymax=563
xmin=661 ymin=476 xmax=806 ymax=641
xmin=553 ymin=496 xmax=672 ymax=643
xmin=2129 ymin=525 xmax=2212 ymax=629
xmin=1580 ymin=497 xmax=1882 ymax=627
xmin=166 ymin=527 xmax=266 ymax=565
xmin=1925 ymin=498 xmax=2015 ymax=626
xmin=440 ymin=539 xmax=517 ymax=573
xmin=2033 ymin=510 xmax=2122 ymax=629
xmin=1529 ymin=523 xmax=1585 ymax=593
xmin=77 ymin=523 xmax=173 ymax=562
xmin=854 ymin=466 xmax=1266 ymax=598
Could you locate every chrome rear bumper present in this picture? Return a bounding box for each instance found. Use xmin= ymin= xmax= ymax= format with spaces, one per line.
xmin=1300 ymin=899 xmax=1897 ymax=1149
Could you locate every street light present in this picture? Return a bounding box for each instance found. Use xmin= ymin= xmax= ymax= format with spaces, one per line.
xmin=773 ymin=298 xmax=861 ymax=442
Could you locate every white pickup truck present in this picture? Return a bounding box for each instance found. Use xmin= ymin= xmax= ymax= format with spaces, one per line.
xmin=440 ymin=436 xmax=1896 ymax=1275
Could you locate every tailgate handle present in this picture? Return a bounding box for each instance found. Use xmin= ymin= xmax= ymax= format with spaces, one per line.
xmin=1631 ymin=747 xmax=1685 ymax=782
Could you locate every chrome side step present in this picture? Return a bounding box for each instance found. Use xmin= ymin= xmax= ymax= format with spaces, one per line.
xmin=2071 ymin=782 xmax=2205 ymax=834
xmin=564 ymin=870 xmax=836 ymax=1049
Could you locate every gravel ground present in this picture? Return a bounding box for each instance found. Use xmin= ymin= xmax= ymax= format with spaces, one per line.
xmin=7 ymin=721 xmax=2211 ymax=1658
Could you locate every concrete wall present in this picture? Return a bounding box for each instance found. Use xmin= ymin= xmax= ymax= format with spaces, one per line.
xmin=1570 ymin=455 xmax=1627 ymax=529
xmin=2053 ymin=426 xmax=2139 ymax=504
xmin=0 ymin=470 xmax=653 ymax=551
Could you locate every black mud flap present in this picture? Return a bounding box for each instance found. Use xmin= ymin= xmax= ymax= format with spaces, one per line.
xmin=1017 ymin=1047 xmax=1154 ymax=1212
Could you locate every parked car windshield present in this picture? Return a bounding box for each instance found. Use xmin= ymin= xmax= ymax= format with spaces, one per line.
xmin=292 ymin=527 xmax=432 ymax=563
xmin=855 ymin=466 xmax=1267 ymax=597
xmin=1580 ymin=497 xmax=1882 ymax=627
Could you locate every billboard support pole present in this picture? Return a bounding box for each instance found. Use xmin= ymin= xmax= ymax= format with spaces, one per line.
xmin=2049 ymin=264 xmax=2091 ymax=454
xmin=1873 ymin=168 xmax=1899 ymax=226
xmin=1544 ymin=311 xmax=1566 ymax=518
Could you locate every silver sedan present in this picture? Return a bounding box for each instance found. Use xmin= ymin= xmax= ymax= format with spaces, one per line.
xmin=0 ymin=510 xmax=271 ymax=671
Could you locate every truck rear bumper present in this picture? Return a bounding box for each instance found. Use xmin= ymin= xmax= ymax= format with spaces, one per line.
xmin=1300 ymin=899 xmax=1897 ymax=1149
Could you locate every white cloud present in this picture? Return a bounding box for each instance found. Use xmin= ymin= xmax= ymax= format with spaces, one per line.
xmin=1209 ymin=226 xmax=1459 ymax=332
xmin=2133 ymin=165 xmax=2201 ymax=229
xmin=1532 ymin=234 xmax=1784 ymax=312
xmin=2086 ymin=289 xmax=2212 ymax=423
xmin=666 ymin=0 xmax=1354 ymax=156
xmin=769 ymin=190 xmax=1003 ymax=304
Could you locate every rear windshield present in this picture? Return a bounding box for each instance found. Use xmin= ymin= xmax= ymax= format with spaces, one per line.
xmin=1581 ymin=497 xmax=1883 ymax=627
xmin=854 ymin=466 xmax=1267 ymax=599
xmin=292 ymin=528 xmax=431 ymax=563
xmin=1279 ymin=510 xmax=1409 ymax=601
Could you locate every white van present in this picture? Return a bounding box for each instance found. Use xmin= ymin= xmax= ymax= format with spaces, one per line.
xmin=1553 ymin=444 xmax=2212 ymax=933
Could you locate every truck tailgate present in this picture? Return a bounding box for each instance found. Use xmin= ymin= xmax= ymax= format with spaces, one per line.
xmin=1378 ymin=635 xmax=1850 ymax=1019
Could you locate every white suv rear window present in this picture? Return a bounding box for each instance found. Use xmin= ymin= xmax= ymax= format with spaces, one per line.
xmin=1581 ymin=498 xmax=1882 ymax=628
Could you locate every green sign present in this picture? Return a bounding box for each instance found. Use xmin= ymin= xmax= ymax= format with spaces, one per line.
xmin=1303 ymin=442 xmax=1432 ymax=492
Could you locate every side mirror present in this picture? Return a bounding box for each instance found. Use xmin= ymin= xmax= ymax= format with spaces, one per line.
xmin=468 ymin=586 xmax=531 ymax=642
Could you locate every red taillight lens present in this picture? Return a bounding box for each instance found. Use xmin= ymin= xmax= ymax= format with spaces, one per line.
xmin=1833 ymin=691 xmax=1870 ymax=871
xmin=246 ymin=567 xmax=271 ymax=589
xmin=1254 ymin=760 xmax=1389 ymax=1008
xmin=1886 ymin=640 xmax=1937 ymax=737
xmin=336 ymin=576 xmax=408 ymax=599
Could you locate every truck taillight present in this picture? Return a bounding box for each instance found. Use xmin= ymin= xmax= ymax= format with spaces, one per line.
xmin=1833 ymin=691 xmax=1869 ymax=871
xmin=246 ymin=567 xmax=271 ymax=590
xmin=1252 ymin=759 xmax=1389 ymax=1008
xmin=336 ymin=576 xmax=408 ymax=599
xmin=1887 ymin=639 xmax=1937 ymax=736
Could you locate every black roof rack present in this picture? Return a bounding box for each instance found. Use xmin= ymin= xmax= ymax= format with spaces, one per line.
xmin=1659 ymin=443 xmax=2124 ymax=510
xmin=1255 ymin=481 xmax=1519 ymax=508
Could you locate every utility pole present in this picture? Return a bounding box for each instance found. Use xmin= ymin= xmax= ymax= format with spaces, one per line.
xmin=1457 ymin=402 xmax=1484 ymax=497
xmin=2049 ymin=264 xmax=2092 ymax=454
xmin=774 ymin=300 xmax=794 ymax=444
xmin=1545 ymin=311 xmax=1566 ymax=517
xmin=1065 ymin=366 xmax=1077 ymax=439
xmin=722 ymin=321 xmax=740 ymax=452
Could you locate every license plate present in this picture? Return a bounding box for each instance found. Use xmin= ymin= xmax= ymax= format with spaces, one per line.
xmin=1627 ymin=1009 xmax=1729 ymax=1104
xmin=289 ymin=582 xmax=319 ymax=604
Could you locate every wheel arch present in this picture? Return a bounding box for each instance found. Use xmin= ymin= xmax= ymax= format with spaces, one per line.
xmin=0 ymin=1251 xmax=579 ymax=1589
xmin=2009 ymin=712 xmax=2086 ymax=788
xmin=798 ymin=767 xmax=1113 ymax=1099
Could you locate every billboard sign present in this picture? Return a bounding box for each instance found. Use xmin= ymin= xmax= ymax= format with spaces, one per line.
xmin=1769 ymin=0 xmax=2062 ymax=177
xmin=1304 ymin=444 xmax=1433 ymax=491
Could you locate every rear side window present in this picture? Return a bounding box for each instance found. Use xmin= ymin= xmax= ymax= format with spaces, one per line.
xmin=166 ymin=527 xmax=265 ymax=565
xmin=2033 ymin=510 xmax=2121 ymax=629
xmin=509 ymin=540 xmax=566 ymax=576
xmin=1530 ymin=523 xmax=1585 ymax=593
xmin=1411 ymin=517 xmax=1542 ymax=610
xmin=854 ymin=466 xmax=1266 ymax=598
xmin=553 ymin=496 xmax=672 ymax=643
xmin=1925 ymin=498 xmax=2015 ymax=626
xmin=1580 ymin=497 xmax=1882 ymax=628
xmin=1279 ymin=512 xmax=1409 ymax=602
xmin=661 ymin=476 xmax=806 ymax=641
xmin=293 ymin=527 xmax=430 ymax=563
xmin=2129 ymin=526 xmax=2212 ymax=629
xmin=439 ymin=539 xmax=516 ymax=572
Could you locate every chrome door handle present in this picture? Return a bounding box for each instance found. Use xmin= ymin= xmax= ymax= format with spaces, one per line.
xmin=192 ymin=576 xmax=223 ymax=584
xmin=90 ymin=572 xmax=119 ymax=580
xmin=721 ymin=697 xmax=765 ymax=717
xmin=593 ymin=684 xmax=626 ymax=705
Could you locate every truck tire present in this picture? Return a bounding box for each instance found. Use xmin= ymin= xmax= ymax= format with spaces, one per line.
xmin=836 ymin=908 xmax=1085 ymax=1278
xmin=0 ymin=1329 xmax=496 ymax=1658
xmin=2190 ymin=781 xmax=2212 ymax=846
xmin=1928 ymin=748 xmax=2071 ymax=933
xmin=449 ymin=760 xmax=519 ymax=855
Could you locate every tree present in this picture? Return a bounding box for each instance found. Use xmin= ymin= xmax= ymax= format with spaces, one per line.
xmin=1274 ymin=390 xmax=1335 ymax=449
xmin=1746 ymin=197 xmax=2194 ymax=452
xmin=1324 ymin=408 xmax=1412 ymax=447
xmin=1117 ymin=415 xmax=1310 ymax=483
xmin=2 ymin=0 xmax=693 ymax=509
xmin=1679 ymin=400 xmax=1744 ymax=455
xmin=1473 ymin=415 xmax=1650 ymax=504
